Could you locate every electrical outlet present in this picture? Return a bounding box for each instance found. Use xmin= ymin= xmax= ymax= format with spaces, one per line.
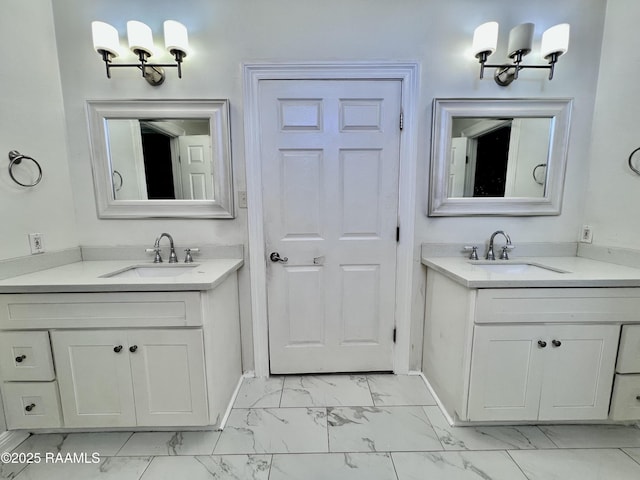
xmin=580 ymin=225 xmax=593 ymax=244
xmin=238 ymin=191 xmax=248 ymax=209
xmin=28 ymin=233 xmax=45 ymax=254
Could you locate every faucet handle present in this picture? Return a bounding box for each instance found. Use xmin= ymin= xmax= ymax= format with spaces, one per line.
xmin=500 ymin=245 xmax=515 ymax=260
xmin=463 ymin=245 xmax=479 ymax=260
xmin=145 ymin=248 xmax=163 ymax=263
xmin=184 ymin=248 xmax=200 ymax=263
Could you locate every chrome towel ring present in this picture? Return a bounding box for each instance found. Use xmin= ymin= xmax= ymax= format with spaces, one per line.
xmin=629 ymin=147 xmax=640 ymax=176
xmin=532 ymin=163 xmax=547 ymax=185
xmin=8 ymin=150 xmax=42 ymax=187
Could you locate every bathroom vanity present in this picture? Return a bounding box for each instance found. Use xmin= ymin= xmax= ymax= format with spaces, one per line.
xmin=0 ymin=258 xmax=243 ymax=431
xmin=421 ymin=253 xmax=640 ymax=424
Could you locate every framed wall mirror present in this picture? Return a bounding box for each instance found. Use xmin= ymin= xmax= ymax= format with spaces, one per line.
xmin=87 ymin=99 xmax=234 ymax=218
xmin=429 ymin=98 xmax=572 ymax=216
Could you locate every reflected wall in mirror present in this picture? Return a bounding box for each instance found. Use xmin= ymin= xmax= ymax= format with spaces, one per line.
xmin=429 ymin=98 xmax=572 ymax=216
xmin=87 ymin=100 xmax=233 ymax=218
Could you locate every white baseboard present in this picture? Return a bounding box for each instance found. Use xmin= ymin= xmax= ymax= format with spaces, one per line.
xmin=413 ymin=371 xmax=457 ymax=426
xmin=218 ymin=373 xmax=250 ymax=430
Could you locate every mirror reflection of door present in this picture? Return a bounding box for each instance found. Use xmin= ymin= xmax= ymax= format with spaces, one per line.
xmin=448 ymin=117 xmax=552 ymax=198
xmin=105 ymin=118 xmax=211 ymax=201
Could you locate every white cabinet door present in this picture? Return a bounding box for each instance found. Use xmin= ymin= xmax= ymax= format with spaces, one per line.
xmin=129 ymin=329 xmax=208 ymax=426
xmin=51 ymin=330 xmax=136 ymax=428
xmin=468 ymin=325 xmax=545 ymax=421
xmin=538 ymin=324 xmax=619 ymax=420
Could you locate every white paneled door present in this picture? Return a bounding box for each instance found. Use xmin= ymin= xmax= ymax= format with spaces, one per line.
xmin=260 ymin=80 xmax=402 ymax=374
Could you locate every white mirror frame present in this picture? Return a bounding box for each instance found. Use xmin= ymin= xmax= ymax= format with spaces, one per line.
xmin=429 ymin=98 xmax=573 ymax=216
xmin=87 ymin=99 xmax=234 ymax=218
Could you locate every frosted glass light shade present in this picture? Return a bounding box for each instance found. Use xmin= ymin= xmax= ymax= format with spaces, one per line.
xmin=507 ymin=23 xmax=534 ymax=58
xmin=91 ymin=21 xmax=120 ymax=57
xmin=541 ymin=23 xmax=570 ymax=58
xmin=164 ymin=20 xmax=189 ymax=56
xmin=472 ymin=22 xmax=499 ymax=57
xmin=127 ymin=21 xmax=154 ymax=56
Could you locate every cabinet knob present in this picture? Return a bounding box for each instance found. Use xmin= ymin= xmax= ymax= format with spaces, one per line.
xmin=24 ymin=403 xmax=36 ymax=412
xmin=552 ymin=339 xmax=562 ymax=347
xmin=15 ymin=354 xmax=26 ymax=363
xmin=113 ymin=345 xmax=123 ymax=353
xmin=636 ymin=395 xmax=640 ymax=402
xmin=129 ymin=345 xmax=138 ymax=353
xmin=537 ymin=340 xmax=547 ymax=348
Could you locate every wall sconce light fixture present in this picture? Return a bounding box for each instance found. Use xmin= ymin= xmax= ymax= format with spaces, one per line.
xmin=91 ymin=20 xmax=189 ymax=86
xmin=472 ymin=22 xmax=569 ymax=86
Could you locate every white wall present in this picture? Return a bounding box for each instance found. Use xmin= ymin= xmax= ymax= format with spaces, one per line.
xmin=48 ymin=0 xmax=606 ymax=371
xmin=0 ymin=0 xmax=78 ymax=261
xmin=583 ymin=0 xmax=640 ymax=249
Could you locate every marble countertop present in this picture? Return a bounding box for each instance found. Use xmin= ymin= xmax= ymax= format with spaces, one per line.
xmin=421 ymin=255 xmax=640 ymax=288
xmin=0 ymin=259 xmax=243 ymax=293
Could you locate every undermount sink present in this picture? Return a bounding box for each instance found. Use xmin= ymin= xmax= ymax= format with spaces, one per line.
xmin=102 ymin=265 xmax=198 ymax=279
xmin=471 ymin=262 xmax=568 ymax=274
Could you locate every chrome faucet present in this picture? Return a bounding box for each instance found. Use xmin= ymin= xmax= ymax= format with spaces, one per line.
xmin=153 ymin=233 xmax=178 ymax=263
xmin=485 ymin=230 xmax=513 ymax=260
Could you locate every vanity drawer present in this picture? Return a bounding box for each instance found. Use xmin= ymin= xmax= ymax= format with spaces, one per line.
xmin=2 ymin=381 xmax=62 ymax=429
xmin=0 ymin=331 xmax=54 ymax=381
xmin=0 ymin=292 xmax=203 ymax=329
xmin=475 ymin=288 xmax=640 ymax=324
xmin=617 ymin=325 xmax=640 ymax=374
xmin=609 ymin=374 xmax=640 ymax=421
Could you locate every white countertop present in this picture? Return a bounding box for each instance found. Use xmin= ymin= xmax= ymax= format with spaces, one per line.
xmin=421 ymin=255 xmax=640 ymax=288
xmin=0 ymin=259 xmax=243 ymax=293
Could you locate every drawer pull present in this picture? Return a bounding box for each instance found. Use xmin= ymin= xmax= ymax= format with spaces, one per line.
xmin=537 ymin=340 xmax=547 ymax=348
xmin=552 ymin=339 xmax=562 ymax=347
xmin=129 ymin=345 xmax=138 ymax=353
xmin=15 ymin=355 xmax=26 ymax=363
xmin=636 ymin=395 xmax=640 ymax=402
xmin=24 ymin=403 xmax=36 ymax=412
xmin=113 ymin=345 xmax=123 ymax=353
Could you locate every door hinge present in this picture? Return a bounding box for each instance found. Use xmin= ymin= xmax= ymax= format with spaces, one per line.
xmin=393 ymin=328 xmax=397 ymax=343
xmin=396 ymin=225 xmax=400 ymax=242
xmin=399 ymin=112 xmax=404 ymax=131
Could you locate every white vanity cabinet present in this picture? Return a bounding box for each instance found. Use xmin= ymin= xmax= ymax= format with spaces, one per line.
xmin=51 ymin=328 xmax=207 ymax=428
xmin=0 ymin=269 xmax=242 ymax=431
xmin=422 ymin=268 xmax=640 ymax=424
xmin=468 ymin=324 xmax=619 ymax=421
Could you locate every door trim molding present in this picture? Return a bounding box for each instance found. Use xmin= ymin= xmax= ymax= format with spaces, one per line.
xmin=243 ymin=62 xmax=419 ymax=377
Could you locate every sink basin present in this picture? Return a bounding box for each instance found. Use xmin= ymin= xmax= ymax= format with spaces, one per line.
xmin=471 ymin=262 xmax=567 ymax=274
xmin=102 ymin=265 xmax=198 ymax=279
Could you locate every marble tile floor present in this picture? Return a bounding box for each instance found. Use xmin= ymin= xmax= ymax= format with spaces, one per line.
xmin=3 ymin=374 xmax=640 ymax=479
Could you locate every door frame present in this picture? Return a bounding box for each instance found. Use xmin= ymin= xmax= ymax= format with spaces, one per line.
xmin=243 ymin=62 xmax=419 ymax=377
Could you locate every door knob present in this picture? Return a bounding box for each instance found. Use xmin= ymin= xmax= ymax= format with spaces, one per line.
xmin=270 ymin=252 xmax=288 ymax=263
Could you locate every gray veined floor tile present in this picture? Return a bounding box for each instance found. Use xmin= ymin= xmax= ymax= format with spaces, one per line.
xmin=623 ymin=447 xmax=640 ymax=465
xmin=140 ymin=455 xmax=271 ymax=480
xmin=14 ymin=432 xmax=134 ymax=457
xmin=214 ymin=408 xmax=328 ymax=454
xmin=367 ymin=374 xmax=436 ymax=406
xmin=280 ymin=375 xmax=373 ymax=407
xmin=424 ymin=406 xmax=556 ymax=450
xmin=115 ymin=431 xmax=220 ymax=456
xmin=538 ymin=424 xmax=640 ymax=448
xmin=233 ymin=376 xmax=284 ymax=408
xmin=270 ymin=452 xmax=397 ymax=480
xmin=14 ymin=456 xmax=152 ymax=480
xmin=392 ymin=451 xmax=529 ymax=480
xmin=508 ymin=448 xmax=640 ymax=480
xmin=327 ymin=406 xmax=443 ymax=452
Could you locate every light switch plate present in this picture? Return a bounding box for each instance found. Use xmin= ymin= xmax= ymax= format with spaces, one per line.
xmin=580 ymin=225 xmax=593 ymax=243
xmin=28 ymin=233 xmax=45 ymax=254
